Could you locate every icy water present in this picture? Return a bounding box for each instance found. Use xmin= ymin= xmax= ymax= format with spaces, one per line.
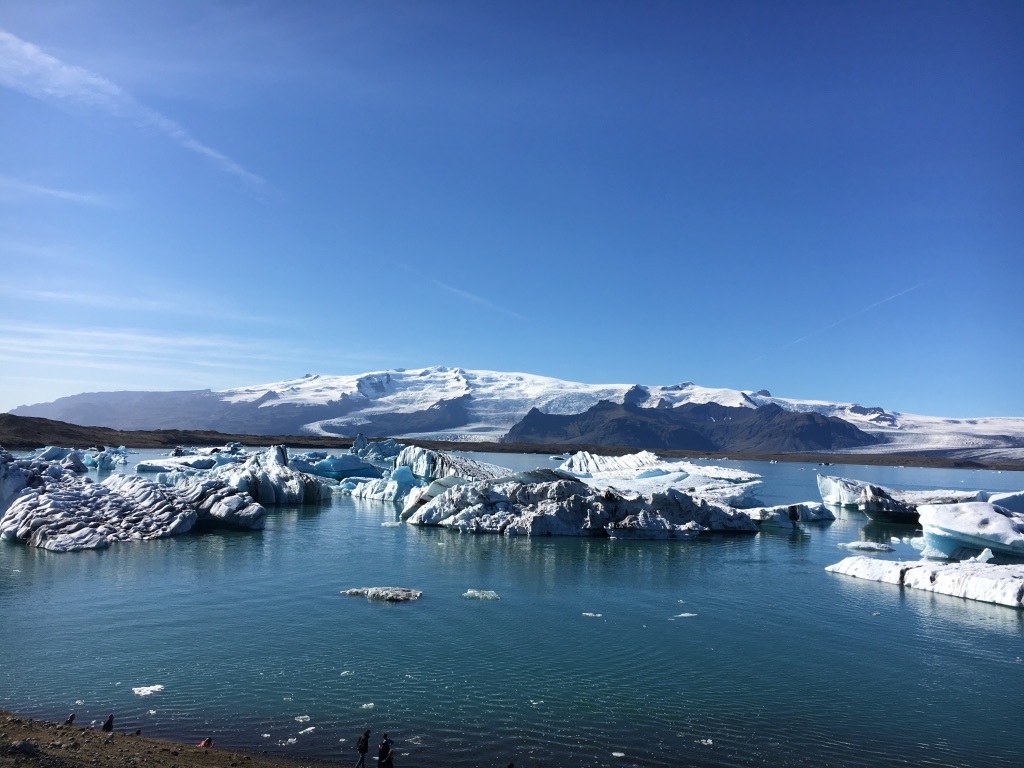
xmin=2 ymin=451 xmax=1024 ymax=768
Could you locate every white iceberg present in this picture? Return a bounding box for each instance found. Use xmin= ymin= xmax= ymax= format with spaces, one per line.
xmin=212 ymin=446 xmax=332 ymax=505
xmin=289 ymin=452 xmax=381 ymax=480
xmin=918 ymin=501 xmax=1024 ymax=560
xmin=404 ymin=473 xmax=758 ymax=538
xmin=826 ymin=555 xmax=1024 ymax=608
xmin=558 ymin=451 xmax=763 ymax=508
xmin=816 ymin=475 xmax=985 ymax=522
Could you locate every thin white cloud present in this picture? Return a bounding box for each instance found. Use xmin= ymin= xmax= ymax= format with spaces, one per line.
xmin=431 ymin=277 xmax=527 ymax=321
xmin=0 ymin=28 xmax=264 ymax=186
xmin=779 ymin=280 xmax=930 ymax=350
xmin=0 ymin=175 xmax=110 ymax=206
xmin=0 ymin=285 xmax=276 ymax=325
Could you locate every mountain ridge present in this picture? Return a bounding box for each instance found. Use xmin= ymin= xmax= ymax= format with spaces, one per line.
xmin=9 ymin=365 xmax=1024 ymax=462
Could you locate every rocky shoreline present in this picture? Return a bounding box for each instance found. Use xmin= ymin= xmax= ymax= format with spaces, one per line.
xmin=0 ymin=712 xmax=337 ymax=768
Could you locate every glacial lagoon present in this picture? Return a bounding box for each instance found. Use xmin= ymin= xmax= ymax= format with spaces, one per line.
xmin=2 ymin=451 xmax=1023 ymax=767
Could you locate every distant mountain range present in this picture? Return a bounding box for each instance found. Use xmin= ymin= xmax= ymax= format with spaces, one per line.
xmin=10 ymin=366 xmax=1024 ymax=461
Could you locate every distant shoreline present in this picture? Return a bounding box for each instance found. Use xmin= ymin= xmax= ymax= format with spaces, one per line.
xmin=2 ymin=413 xmax=1022 ymax=472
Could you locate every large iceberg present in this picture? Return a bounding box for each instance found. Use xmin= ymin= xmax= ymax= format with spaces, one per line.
xmin=558 ymin=451 xmax=763 ymax=508
xmin=826 ymin=555 xmax=1024 ymax=609
xmin=288 ymin=452 xmax=381 ymax=480
xmin=0 ymin=456 xmax=266 ymax=552
xmin=816 ymin=475 xmax=985 ymax=522
xmin=211 ymin=446 xmax=332 ymax=505
xmin=917 ymin=502 xmax=1024 ymax=560
xmin=403 ymin=472 xmax=758 ymax=538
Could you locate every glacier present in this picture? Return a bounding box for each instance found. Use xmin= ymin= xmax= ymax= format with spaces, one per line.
xmin=13 ymin=365 xmax=1024 ymax=462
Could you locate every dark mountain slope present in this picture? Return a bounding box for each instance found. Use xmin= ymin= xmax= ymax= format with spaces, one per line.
xmin=503 ymin=401 xmax=879 ymax=452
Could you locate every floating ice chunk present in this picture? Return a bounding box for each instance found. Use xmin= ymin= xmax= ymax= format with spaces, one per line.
xmin=147 ymin=710 xmax=156 ymax=716
xmin=340 ymin=670 xmax=354 ymax=677
xmin=381 ymin=521 xmax=402 ymax=527
xmin=463 ymin=589 xmax=500 ymax=600
xmin=826 ymin=556 xmax=1024 ymax=608
xmin=132 ymin=685 xmax=164 ymax=696
xmin=612 ymin=752 xmax=626 ymax=758
xmin=918 ymin=502 xmax=1024 ymax=559
xmin=360 ymin=703 xmax=374 ymax=710
xmin=966 ymin=548 xmax=995 ymax=563
xmin=838 ymin=541 xmax=894 ymax=552
xmin=582 ymin=612 xmax=602 ymax=618
xmin=298 ymin=727 xmax=315 ymax=734
xmin=295 ymin=715 xmax=310 ymax=722
xmin=670 ymin=613 xmax=698 ymax=619
xmin=697 ymin=739 xmax=713 ymax=746
xmin=342 ymin=587 xmax=422 ymax=602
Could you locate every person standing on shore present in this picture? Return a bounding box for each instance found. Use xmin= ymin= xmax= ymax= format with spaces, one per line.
xmin=377 ymin=733 xmax=393 ymax=765
xmin=354 ymin=729 xmax=370 ymax=768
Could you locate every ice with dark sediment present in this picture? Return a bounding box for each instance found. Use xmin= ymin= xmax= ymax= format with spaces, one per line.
xmin=341 ymin=587 xmax=422 ymax=602
xmin=403 ymin=472 xmax=757 ymax=538
xmin=0 ymin=453 xmax=266 ymax=551
xmin=826 ymin=554 xmax=1024 ymax=608
xmin=816 ymin=474 xmax=988 ymax=522
xmin=745 ymin=501 xmax=834 ymax=528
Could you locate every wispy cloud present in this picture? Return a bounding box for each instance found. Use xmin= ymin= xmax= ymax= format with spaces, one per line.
xmin=0 ymin=175 xmax=111 ymax=206
xmin=0 ymin=285 xmax=276 ymax=325
xmin=431 ymin=278 xmax=526 ymax=320
xmin=779 ymin=281 xmax=931 ymax=350
xmin=0 ymin=29 xmax=264 ymax=186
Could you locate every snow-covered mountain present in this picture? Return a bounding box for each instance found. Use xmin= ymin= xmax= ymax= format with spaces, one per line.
xmin=10 ymin=365 xmax=1024 ymax=461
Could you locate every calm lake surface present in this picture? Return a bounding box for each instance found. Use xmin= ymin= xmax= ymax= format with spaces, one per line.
xmin=2 ymin=450 xmax=1023 ymax=768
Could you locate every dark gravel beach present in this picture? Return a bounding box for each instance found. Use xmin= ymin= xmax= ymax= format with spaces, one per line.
xmin=0 ymin=713 xmax=339 ymax=768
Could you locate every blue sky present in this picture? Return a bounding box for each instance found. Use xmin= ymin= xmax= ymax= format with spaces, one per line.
xmin=1 ymin=0 xmax=1021 ymax=417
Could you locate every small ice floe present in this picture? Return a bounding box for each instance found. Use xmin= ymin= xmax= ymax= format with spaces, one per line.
xmin=343 ymin=587 xmax=422 ymax=602
xmin=132 ymin=685 xmax=164 ymax=696
xmin=262 ymin=734 xmax=270 ymax=739
xmin=278 ymin=738 xmax=297 ymax=746
xmin=147 ymin=710 xmax=156 ymax=716
xmin=612 ymin=752 xmax=626 ymax=758
xmin=890 ymin=537 xmax=900 ymax=544
xmin=463 ymin=589 xmax=500 ymax=600
xmin=582 ymin=612 xmax=602 ymax=618
xmin=295 ymin=715 xmax=310 ymax=723
xmin=670 ymin=613 xmax=698 ymax=619
xmin=530 ymin=700 xmax=544 ymax=706
xmin=75 ymin=700 xmax=84 ymax=706
xmin=360 ymin=703 xmax=375 ymax=710
xmin=838 ymin=541 xmax=894 ymax=552
xmin=340 ymin=670 xmax=354 ymax=677
xmin=298 ymin=727 xmax=315 ymax=735
xmin=697 ymin=738 xmax=713 ymax=746
xmin=381 ymin=521 xmax=401 ymax=527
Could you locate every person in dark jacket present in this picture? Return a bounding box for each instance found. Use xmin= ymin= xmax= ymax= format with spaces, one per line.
xmin=377 ymin=733 xmax=393 ymax=765
xmin=354 ymin=729 xmax=371 ymax=768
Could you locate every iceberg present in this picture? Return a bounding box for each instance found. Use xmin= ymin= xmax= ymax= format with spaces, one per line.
xmin=826 ymin=556 xmax=1024 ymax=609
xmin=393 ymin=445 xmax=508 ymax=483
xmin=558 ymin=451 xmax=763 ymax=508
xmin=745 ymin=502 xmax=834 ymax=528
xmin=917 ymin=502 xmax=1024 ymax=560
xmin=403 ymin=475 xmax=758 ymax=538
xmin=0 ymin=467 xmax=265 ymax=552
xmin=288 ymin=452 xmax=381 ymax=480
xmin=212 ymin=446 xmax=332 ymax=505
xmin=341 ymin=587 xmax=422 ymax=602
xmin=342 ymin=465 xmax=423 ymax=503
xmin=816 ymin=475 xmax=985 ymax=522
